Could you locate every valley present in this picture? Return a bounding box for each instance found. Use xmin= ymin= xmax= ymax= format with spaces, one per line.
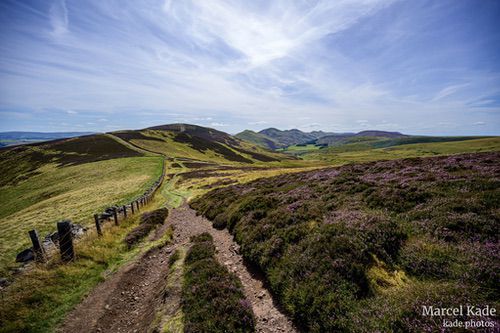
xmin=0 ymin=123 xmax=498 ymax=332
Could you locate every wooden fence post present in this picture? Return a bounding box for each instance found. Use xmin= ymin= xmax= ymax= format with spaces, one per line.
xmin=131 ymin=202 xmax=135 ymax=214
xmin=113 ymin=207 xmax=119 ymax=226
xmin=136 ymin=200 xmax=140 ymax=211
xmin=28 ymin=229 xmax=46 ymax=262
xmin=123 ymin=205 xmax=127 ymax=218
xmin=57 ymin=220 xmax=74 ymax=262
xmin=94 ymin=214 xmax=102 ymax=236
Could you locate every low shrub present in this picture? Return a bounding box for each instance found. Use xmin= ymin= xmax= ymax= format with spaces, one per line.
xmin=399 ymin=238 xmax=458 ymax=279
xmin=182 ymin=233 xmax=255 ymax=333
xmin=124 ymin=207 xmax=168 ymax=248
xmin=190 ymin=152 xmax=500 ymax=331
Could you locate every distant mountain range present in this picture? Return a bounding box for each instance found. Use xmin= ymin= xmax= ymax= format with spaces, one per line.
xmin=2 ymin=126 xmax=490 ymax=154
xmin=235 ymin=128 xmax=407 ymax=150
xmin=0 ymin=131 xmax=94 ymax=147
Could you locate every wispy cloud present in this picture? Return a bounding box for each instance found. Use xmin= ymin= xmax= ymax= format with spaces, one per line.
xmin=432 ymin=84 xmax=469 ymax=101
xmin=0 ymin=0 xmax=499 ymax=135
xmin=49 ymin=0 xmax=69 ymax=38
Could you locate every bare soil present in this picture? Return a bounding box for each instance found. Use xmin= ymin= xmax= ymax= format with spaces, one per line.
xmin=59 ymin=204 xmax=298 ymax=333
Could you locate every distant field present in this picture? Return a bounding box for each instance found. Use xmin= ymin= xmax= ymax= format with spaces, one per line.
xmin=0 ymin=154 xmax=163 ymax=274
xmin=277 ymin=144 xmax=322 ymax=154
xmin=302 ymin=137 xmax=500 ymax=163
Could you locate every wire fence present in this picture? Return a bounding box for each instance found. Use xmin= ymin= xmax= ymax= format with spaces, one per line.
xmin=21 ymin=158 xmax=166 ymax=264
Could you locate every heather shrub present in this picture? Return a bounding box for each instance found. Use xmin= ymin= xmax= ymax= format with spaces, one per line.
xmin=185 ymin=233 xmax=215 ymax=265
xmin=459 ymin=241 xmax=500 ymax=300
xmin=190 ymin=152 xmax=500 ymax=331
xmin=399 ymin=237 xmax=458 ymax=278
xmin=342 ymin=281 xmax=496 ymax=333
xmin=124 ymin=207 xmax=168 ymax=248
xmin=189 ymin=232 xmax=213 ymax=243
xmin=182 ymin=234 xmax=255 ymax=333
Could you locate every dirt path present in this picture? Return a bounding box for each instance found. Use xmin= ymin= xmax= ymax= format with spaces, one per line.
xmin=58 ymin=224 xmax=174 ymax=333
xmin=59 ymin=204 xmax=298 ymax=333
xmin=169 ymin=204 xmax=298 ymax=333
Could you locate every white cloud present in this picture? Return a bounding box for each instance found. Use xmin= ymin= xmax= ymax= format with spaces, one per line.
xmin=210 ymin=122 xmax=228 ymax=127
xmin=248 ymin=121 xmax=268 ymax=125
xmin=49 ymin=0 xmax=69 ymax=38
xmin=432 ymin=84 xmax=469 ymax=101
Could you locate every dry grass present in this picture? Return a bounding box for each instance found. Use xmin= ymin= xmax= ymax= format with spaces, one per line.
xmin=0 ymin=156 xmax=163 ymax=274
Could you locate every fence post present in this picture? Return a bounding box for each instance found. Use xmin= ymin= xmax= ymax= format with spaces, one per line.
xmin=123 ymin=205 xmax=127 ymax=218
xmin=57 ymin=220 xmax=74 ymax=262
xmin=131 ymin=202 xmax=135 ymax=214
xmin=94 ymin=214 xmax=102 ymax=236
xmin=28 ymin=229 xmax=46 ymax=262
xmin=136 ymin=200 xmax=140 ymax=211
xmin=113 ymin=207 xmax=119 ymax=226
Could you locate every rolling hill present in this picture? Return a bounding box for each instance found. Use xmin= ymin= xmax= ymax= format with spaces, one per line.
xmin=236 ymin=128 xmax=336 ymax=149
xmin=1 ymin=122 xmax=499 ymax=333
xmin=113 ymin=124 xmax=293 ymax=164
xmin=0 ymin=123 xmax=302 ymax=273
xmin=0 ymin=133 xmax=163 ymax=274
xmin=234 ymin=130 xmax=283 ymax=150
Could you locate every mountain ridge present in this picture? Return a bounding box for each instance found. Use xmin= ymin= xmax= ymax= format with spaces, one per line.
xmin=236 ymin=127 xmax=408 ymax=150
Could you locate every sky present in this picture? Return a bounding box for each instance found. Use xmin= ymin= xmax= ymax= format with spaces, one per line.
xmin=0 ymin=0 xmax=499 ymax=135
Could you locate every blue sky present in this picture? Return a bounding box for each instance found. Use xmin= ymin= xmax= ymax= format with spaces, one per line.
xmin=0 ymin=0 xmax=499 ymax=135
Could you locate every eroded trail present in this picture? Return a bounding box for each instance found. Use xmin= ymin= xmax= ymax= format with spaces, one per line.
xmin=58 ymin=224 xmax=174 ymax=333
xmin=59 ymin=204 xmax=298 ymax=333
xmin=170 ymin=204 xmax=298 ymax=333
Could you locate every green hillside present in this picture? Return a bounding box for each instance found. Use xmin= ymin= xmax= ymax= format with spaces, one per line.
xmin=301 ymin=137 xmax=500 ymax=163
xmin=235 ymin=130 xmax=283 ymax=150
xmin=112 ymin=124 xmax=294 ymax=165
xmin=0 ymin=134 xmax=163 ymax=274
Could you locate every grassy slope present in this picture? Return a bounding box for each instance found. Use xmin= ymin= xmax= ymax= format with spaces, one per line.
xmin=113 ymin=129 xmax=290 ymax=165
xmin=0 ymin=201 xmax=173 ymax=333
xmin=235 ymin=130 xmax=281 ymax=150
xmin=0 ymin=134 xmax=163 ymax=274
xmin=0 ymin=157 xmax=162 ymax=274
xmin=191 ymin=152 xmax=500 ymax=332
xmin=301 ymin=137 xmax=500 ymax=163
xmin=2 ymin=126 xmax=498 ymax=332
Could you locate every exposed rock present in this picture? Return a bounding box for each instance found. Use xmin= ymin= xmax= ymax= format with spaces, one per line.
xmin=0 ymin=277 xmax=9 ymax=287
xmin=71 ymin=223 xmax=87 ymax=238
xmin=16 ymin=248 xmax=34 ymax=263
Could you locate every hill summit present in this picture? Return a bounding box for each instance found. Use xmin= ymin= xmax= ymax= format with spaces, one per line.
xmin=235 ymin=127 xmax=405 ymax=150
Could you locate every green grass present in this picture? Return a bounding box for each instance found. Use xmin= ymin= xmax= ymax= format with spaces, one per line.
xmin=0 ymin=156 xmax=163 ymax=275
xmin=277 ymin=144 xmax=322 ymax=155
xmin=302 ymin=137 xmax=500 ymax=164
xmin=156 ymin=247 xmax=186 ymax=333
xmin=114 ymin=129 xmax=289 ymax=165
xmin=0 ymin=205 xmax=173 ymax=333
